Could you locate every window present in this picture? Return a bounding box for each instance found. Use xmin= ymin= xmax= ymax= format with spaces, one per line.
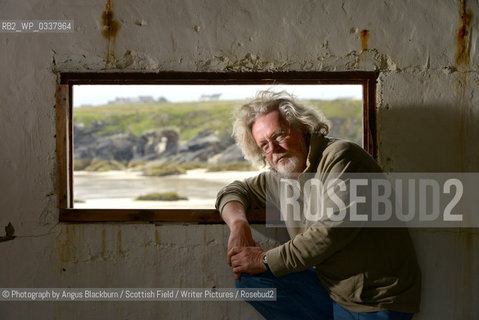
xmin=56 ymin=72 xmax=377 ymax=222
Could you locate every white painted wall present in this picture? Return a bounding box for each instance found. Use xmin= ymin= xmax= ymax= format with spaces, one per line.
xmin=0 ymin=0 xmax=477 ymax=319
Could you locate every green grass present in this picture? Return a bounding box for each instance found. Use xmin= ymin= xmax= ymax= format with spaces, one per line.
xmin=135 ymin=192 xmax=188 ymax=201
xmin=74 ymin=99 xmax=363 ymax=143
xmin=74 ymin=159 xmax=256 ymax=173
xmin=308 ymin=99 xmax=362 ymax=119
xmin=142 ymin=161 xmax=257 ymax=176
xmin=206 ymin=162 xmax=256 ymax=172
xmin=143 ymin=162 xmax=187 ymax=176
xmin=74 ymin=159 xmax=127 ymax=171
xmin=308 ymin=99 xmax=362 ymax=144
xmin=74 ymin=100 xmax=241 ymax=141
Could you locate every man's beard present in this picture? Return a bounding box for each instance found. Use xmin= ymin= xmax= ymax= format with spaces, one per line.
xmin=271 ymin=153 xmax=303 ymax=177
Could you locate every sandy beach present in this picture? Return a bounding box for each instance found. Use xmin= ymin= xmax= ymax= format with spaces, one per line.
xmin=73 ymin=169 xmax=259 ymax=209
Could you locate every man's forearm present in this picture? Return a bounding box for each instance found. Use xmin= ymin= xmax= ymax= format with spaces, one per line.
xmin=223 ymin=201 xmax=268 ymax=276
xmin=222 ymin=201 xmax=255 ymax=248
xmin=221 ymin=200 xmax=250 ymax=230
xmin=222 ymin=201 xmax=259 ymax=279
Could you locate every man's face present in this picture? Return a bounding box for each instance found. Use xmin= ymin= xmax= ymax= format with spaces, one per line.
xmin=251 ymin=110 xmax=308 ymax=175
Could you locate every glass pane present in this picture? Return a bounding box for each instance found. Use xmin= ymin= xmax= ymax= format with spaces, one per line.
xmin=73 ymin=84 xmax=363 ymax=209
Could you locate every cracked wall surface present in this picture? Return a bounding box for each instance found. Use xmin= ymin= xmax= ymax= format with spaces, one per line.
xmin=0 ymin=0 xmax=478 ymax=319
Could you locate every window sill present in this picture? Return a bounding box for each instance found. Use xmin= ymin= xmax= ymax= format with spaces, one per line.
xmin=59 ymin=208 xmax=267 ymax=224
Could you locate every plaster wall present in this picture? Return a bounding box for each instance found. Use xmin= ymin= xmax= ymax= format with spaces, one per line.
xmin=0 ymin=0 xmax=478 ymax=319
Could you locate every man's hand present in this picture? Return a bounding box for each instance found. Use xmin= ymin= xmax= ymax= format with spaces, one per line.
xmin=221 ymin=201 xmax=258 ymax=280
xmin=229 ymin=246 xmax=267 ymax=276
xmin=227 ymin=222 xmax=256 ymax=264
xmin=227 ymin=220 xmax=257 ymax=280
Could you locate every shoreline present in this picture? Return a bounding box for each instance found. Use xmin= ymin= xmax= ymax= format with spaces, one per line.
xmin=73 ymin=169 xmax=260 ymax=209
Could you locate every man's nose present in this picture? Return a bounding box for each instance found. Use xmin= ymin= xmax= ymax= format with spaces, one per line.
xmin=270 ymin=141 xmax=284 ymax=153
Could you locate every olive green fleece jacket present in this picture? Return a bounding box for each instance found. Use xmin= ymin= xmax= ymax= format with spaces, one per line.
xmin=216 ymin=135 xmax=421 ymax=313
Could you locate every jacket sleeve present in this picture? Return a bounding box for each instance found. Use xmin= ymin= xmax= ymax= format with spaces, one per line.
xmin=215 ymin=171 xmax=275 ymax=215
xmin=267 ymin=141 xmax=382 ymax=276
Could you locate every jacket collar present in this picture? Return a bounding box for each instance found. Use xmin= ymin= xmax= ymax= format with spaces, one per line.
xmin=304 ymin=134 xmax=329 ymax=173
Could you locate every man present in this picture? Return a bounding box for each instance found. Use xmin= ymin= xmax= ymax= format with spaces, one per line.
xmin=215 ymin=90 xmax=421 ymax=319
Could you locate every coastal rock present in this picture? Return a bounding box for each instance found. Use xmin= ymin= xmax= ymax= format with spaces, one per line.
xmin=74 ymin=125 xmax=180 ymax=162
xmin=214 ymin=144 xmax=246 ymax=163
xmin=169 ymin=131 xmax=223 ymax=163
xmin=94 ymin=133 xmax=139 ymax=161
xmin=135 ymin=129 xmax=179 ymax=161
xmin=73 ymin=125 xmax=245 ymax=164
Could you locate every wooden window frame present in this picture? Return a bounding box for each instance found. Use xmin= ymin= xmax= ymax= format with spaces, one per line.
xmin=56 ymin=71 xmax=378 ymax=223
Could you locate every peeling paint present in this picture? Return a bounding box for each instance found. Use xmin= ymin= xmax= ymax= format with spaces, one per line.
xmin=454 ymin=229 xmax=474 ymax=319
xmin=58 ymin=225 xmax=79 ymax=264
xmin=358 ymin=29 xmax=369 ymax=68
xmin=217 ymin=53 xmax=290 ymax=72
xmin=2 ymin=1 xmax=479 ymax=318
xmin=455 ymin=0 xmax=473 ymax=171
xmin=456 ymin=73 xmax=467 ymax=171
xmin=455 ymin=0 xmax=473 ymax=70
xmin=360 ymin=29 xmax=369 ymax=54
xmin=101 ymin=0 xmax=120 ymax=67
xmin=101 ymin=228 xmax=106 ymax=260
xmin=462 ymin=230 xmax=473 ymax=320
xmin=155 ymin=229 xmax=161 ymax=245
xmin=134 ymin=19 xmax=147 ymax=27
xmin=39 ymin=195 xmax=56 ymax=226
xmin=117 ymin=230 xmax=122 ymax=255
xmin=0 ymin=222 xmax=16 ymax=242
xmin=115 ymin=50 xmax=134 ymax=69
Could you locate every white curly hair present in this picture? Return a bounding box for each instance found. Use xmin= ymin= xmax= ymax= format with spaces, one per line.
xmin=233 ymin=90 xmax=330 ymax=168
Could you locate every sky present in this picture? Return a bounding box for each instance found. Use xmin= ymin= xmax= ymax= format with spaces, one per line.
xmin=73 ymin=84 xmax=363 ymax=107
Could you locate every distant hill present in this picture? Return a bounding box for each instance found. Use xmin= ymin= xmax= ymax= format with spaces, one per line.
xmin=74 ymin=100 xmax=240 ymax=142
xmin=73 ymin=99 xmax=362 ymax=165
xmin=74 ymin=99 xmax=362 ymax=142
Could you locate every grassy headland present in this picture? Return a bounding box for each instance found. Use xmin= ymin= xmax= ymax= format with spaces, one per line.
xmin=73 ymin=99 xmax=362 ymax=174
xmin=73 ymin=98 xmax=362 ymax=143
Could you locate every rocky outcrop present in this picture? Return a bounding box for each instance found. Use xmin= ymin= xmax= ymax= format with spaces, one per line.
xmin=135 ymin=129 xmax=179 ymax=161
xmin=169 ymin=131 xmax=222 ymax=163
xmin=74 ymin=124 xmax=246 ymax=164
xmin=213 ymin=144 xmax=246 ymax=163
